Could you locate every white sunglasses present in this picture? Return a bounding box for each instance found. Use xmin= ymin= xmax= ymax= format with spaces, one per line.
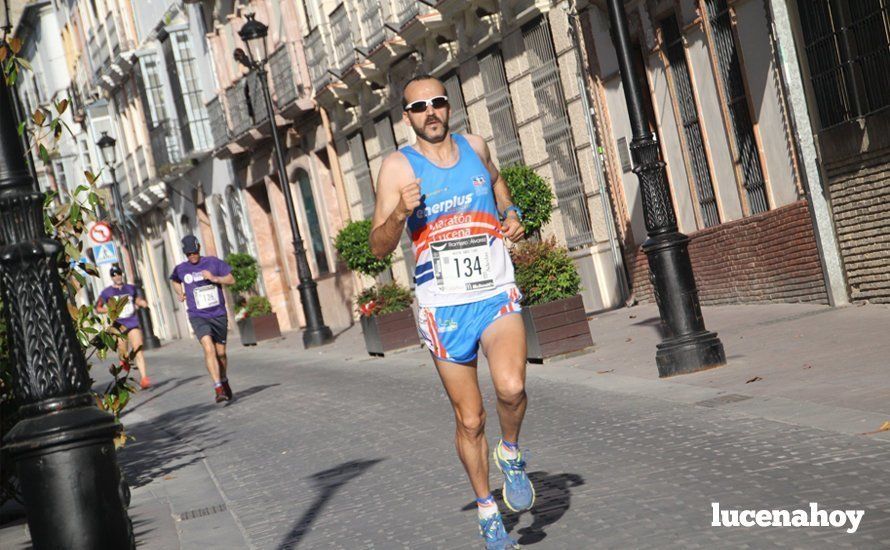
xmin=404 ymin=95 xmax=449 ymax=113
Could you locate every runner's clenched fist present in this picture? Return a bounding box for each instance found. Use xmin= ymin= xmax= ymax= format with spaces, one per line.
xmin=398 ymin=178 xmax=422 ymax=218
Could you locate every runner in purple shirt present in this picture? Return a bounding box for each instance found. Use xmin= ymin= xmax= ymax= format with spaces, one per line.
xmin=96 ymin=265 xmax=152 ymax=389
xmin=169 ymin=235 xmax=236 ymax=403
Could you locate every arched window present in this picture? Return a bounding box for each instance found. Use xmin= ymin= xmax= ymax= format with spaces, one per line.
xmin=226 ymin=185 xmax=251 ymax=253
xmin=295 ymin=170 xmax=330 ymax=275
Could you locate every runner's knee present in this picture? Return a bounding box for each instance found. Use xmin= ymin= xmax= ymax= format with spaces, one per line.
xmin=456 ymin=409 xmax=486 ymax=438
xmin=496 ymin=380 xmax=526 ymax=407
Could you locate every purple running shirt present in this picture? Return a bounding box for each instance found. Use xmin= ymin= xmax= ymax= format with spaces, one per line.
xmin=169 ymin=256 xmax=232 ymax=319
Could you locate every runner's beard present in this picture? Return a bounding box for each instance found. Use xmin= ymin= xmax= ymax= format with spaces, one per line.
xmin=413 ymin=114 xmax=450 ymax=144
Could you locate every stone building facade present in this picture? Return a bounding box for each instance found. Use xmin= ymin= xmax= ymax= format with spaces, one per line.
xmin=202 ymin=0 xmax=355 ymax=331
xmin=299 ymin=0 xmax=628 ymax=313
xmin=579 ymin=0 xmax=833 ymax=305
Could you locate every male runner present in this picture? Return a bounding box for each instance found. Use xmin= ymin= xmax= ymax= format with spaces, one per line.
xmin=169 ymin=235 xmax=235 ymax=403
xmin=96 ymin=265 xmax=151 ymax=389
xmin=370 ymin=75 xmax=533 ymax=550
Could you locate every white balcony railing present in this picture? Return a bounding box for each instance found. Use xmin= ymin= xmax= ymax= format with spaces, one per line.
xmin=305 ymin=26 xmax=331 ymax=92
xmin=331 ymin=5 xmax=355 ymax=75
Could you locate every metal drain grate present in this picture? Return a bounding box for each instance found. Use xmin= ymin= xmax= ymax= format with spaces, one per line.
xmin=179 ymin=503 xmax=227 ymax=521
xmin=695 ymin=394 xmax=753 ymax=408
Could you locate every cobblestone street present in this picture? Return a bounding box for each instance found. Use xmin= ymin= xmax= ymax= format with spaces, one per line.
xmin=102 ymin=316 xmax=890 ymax=549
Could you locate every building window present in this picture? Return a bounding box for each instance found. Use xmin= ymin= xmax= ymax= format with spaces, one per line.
xmin=478 ymin=48 xmax=523 ymax=168
xmin=215 ymin=196 xmax=233 ymax=259
xmin=522 ymin=18 xmax=593 ymax=248
xmin=443 ymin=72 xmax=470 ymax=135
xmin=139 ymin=54 xmax=168 ymax=126
xmin=54 ymin=161 xmax=69 ymax=196
xmin=347 ymin=132 xmax=375 ymax=219
xmin=226 ymin=186 xmax=251 ymax=254
xmin=166 ymin=31 xmax=212 ymax=151
xmin=661 ymin=14 xmax=720 ymax=228
xmin=703 ymin=0 xmax=769 ymax=215
xmin=797 ymin=0 xmax=890 ymax=128
xmin=296 ymin=170 xmax=331 ymax=275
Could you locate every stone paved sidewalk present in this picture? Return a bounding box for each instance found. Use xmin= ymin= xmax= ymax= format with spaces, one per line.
xmin=2 ymin=302 xmax=889 ymax=549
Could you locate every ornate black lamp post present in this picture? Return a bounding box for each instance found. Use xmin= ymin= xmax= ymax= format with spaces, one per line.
xmin=235 ymin=13 xmax=333 ymax=348
xmin=605 ymin=0 xmax=725 ymax=376
xmin=96 ymin=132 xmax=162 ymax=349
xmin=0 ymin=60 xmax=133 ymax=547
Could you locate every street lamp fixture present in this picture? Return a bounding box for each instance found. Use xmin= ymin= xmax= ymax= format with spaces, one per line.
xmin=605 ymin=0 xmax=725 ymax=376
xmin=0 ymin=52 xmax=133 ymax=549
xmin=96 ymin=132 xmax=162 ymax=349
xmin=235 ymin=13 xmax=333 ymax=348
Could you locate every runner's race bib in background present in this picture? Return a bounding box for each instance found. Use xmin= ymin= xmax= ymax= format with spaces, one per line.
xmin=119 ymin=296 xmax=135 ymax=318
xmin=431 ymin=235 xmax=495 ymax=294
xmin=194 ymin=284 xmax=221 ymax=310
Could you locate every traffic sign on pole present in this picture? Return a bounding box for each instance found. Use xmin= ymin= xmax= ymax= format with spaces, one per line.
xmin=92 ymin=243 xmax=118 ymax=266
xmin=89 ymin=222 xmax=113 ymax=244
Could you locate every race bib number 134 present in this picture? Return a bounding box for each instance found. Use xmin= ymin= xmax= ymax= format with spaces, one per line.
xmin=430 ymin=235 xmax=495 ymax=294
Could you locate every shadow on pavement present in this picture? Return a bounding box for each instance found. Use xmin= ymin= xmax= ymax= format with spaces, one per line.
xmin=276 ymin=458 xmax=384 ymax=549
xmin=228 ymin=383 xmax=280 ymax=403
xmin=631 ymin=317 xmax=670 ymax=338
xmin=121 ymin=375 xmax=204 ymax=417
xmin=462 ymin=471 xmax=585 ymax=546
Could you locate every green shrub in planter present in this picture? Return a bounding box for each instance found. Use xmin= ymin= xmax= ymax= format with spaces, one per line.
xmin=511 ymin=237 xmax=581 ymax=306
xmin=501 ymin=165 xmax=554 ymax=235
xmin=243 ymin=295 xmax=273 ymax=318
xmin=334 ymin=220 xmax=392 ymax=277
xmin=356 ymin=282 xmax=413 ymax=317
xmin=226 ymin=252 xmax=260 ymax=295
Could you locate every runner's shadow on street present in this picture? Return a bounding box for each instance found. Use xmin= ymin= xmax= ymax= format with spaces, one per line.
xmin=228 ymin=383 xmax=280 ymax=403
xmin=120 ymin=375 xmax=203 ymax=417
xmin=276 ymin=458 xmax=384 ymax=549
xmin=462 ymin=471 xmax=585 ymax=546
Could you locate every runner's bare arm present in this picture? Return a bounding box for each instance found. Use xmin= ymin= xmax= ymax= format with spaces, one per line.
xmin=370 ymin=152 xmax=421 ymax=259
xmin=135 ymin=297 xmax=148 ymax=308
xmin=465 ymin=135 xmax=525 ymax=241
xmin=171 ymin=281 xmax=186 ymax=302
xmin=202 ymin=269 xmax=235 ymax=286
xmin=95 ymin=299 xmax=107 ymax=314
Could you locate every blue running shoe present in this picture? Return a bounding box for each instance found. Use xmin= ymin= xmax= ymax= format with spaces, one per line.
xmin=479 ymin=511 xmax=519 ymax=549
xmin=493 ymin=440 xmax=535 ymax=512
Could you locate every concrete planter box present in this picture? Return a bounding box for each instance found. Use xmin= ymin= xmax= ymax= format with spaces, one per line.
xmin=237 ymin=313 xmax=282 ymax=346
xmin=360 ymin=309 xmax=420 ymax=356
xmin=521 ymin=294 xmax=593 ymax=363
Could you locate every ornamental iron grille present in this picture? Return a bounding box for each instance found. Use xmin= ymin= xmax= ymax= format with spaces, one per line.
xmin=306 ymin=26 xmax=331 ymax=92
xmin=703 ymin=0 xmax=769 ymax=215
xmin=167 ymin=31 xmax=213 ymax=152
xmin=331 ymin=4 xmax=355 ymax=76
xmin=357 ymin=0 xmax=386 ymax=50
xmin=270 ymin=44 xmax=300 ymax=108
xmin=522 ymin=19 xmax=593 ymax=248
xmin=207 ymin=95 xmax=229 ymax=149
xmin=478 ymin=48 xmax=524 ymax=168
xmin=226 ymin=185 xmax=251 ymax=253
xmin=797 ymin=0 xmax=890 ymax=128
xmin=246 ymin=71 xmax=269 ymax=126
xmin=226 ymin=78 xmax=251 ymax=136
xmin=443 ymin=72 xmax=470 ymax=135
xmin=348 ymin=132 xmax=376 ymax=218
xmin=393 ymin=0 xmax=419 ymax=27
xmin=661 ymin=14 xmax=720 ymax=228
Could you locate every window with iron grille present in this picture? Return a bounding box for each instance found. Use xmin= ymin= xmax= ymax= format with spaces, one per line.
xmin=661 ymin=14 xmax=720 ymax=228
xmin=138 ymin=54 xmax=168 ymax=126
xmin=797 ymin=0 xmax=890 ymax=128
xmin=215 ymin=196 xmax=233 ymax=259
xmin=168 ymin=31 xmax=212 ymax=152
xmin=703 ymin=0 xmax=769 ymax=215
xmin=443 ymin=72 xmax=470 ymax=135
xmin=522 ymin=19 xmax=593 ymax=248
xmin=348 ymin=133 xmax=376 ymax=219
xmin=296 ymin=170 xmax=331 ymax=275
xmin=226 ymin=186 xmax=251 ymax=254
xmin=478 ymin=48 xmax=523 ymax=168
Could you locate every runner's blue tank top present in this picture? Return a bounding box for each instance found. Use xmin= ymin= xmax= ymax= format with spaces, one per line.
xmin=401 ymin=134 xmax=516 ymax=307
